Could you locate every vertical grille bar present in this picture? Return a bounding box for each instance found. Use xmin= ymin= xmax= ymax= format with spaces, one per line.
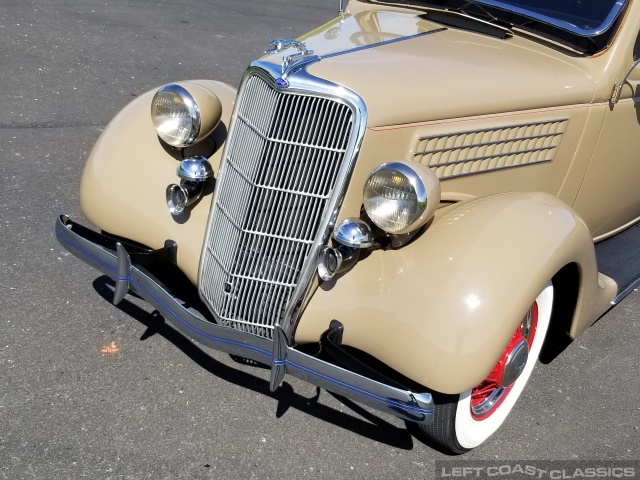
xmin=199 ymin=74 xmax=356 ymax=339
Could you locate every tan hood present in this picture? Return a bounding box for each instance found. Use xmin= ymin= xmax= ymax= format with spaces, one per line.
xmin=266 ymin=10 xmax=596 ymax=127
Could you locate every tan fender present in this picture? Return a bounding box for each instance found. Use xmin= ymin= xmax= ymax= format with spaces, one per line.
xmin=80 ymin=80 xmax=237 ymax=284
xmin=295 ymin=192 xmax=616 ymax=394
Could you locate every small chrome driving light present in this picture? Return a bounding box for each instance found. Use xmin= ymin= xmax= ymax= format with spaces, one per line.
xmin=166 ymin=182 xmax=203 ymax=216
xmin=177 ymin=156 xmax=214 ymax=182
xmin=332 ymin=218 xmax=373 ymax=248
xmin=317 ymin=245 xmax=359 ymax=281
xmin=363 ymin=161 xmax=440 ymax=235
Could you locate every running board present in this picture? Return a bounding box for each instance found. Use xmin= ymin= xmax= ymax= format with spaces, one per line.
xmin=595 ymin=221 xmax=640 ymax=304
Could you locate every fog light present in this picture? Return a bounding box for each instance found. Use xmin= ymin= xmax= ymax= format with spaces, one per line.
xmin=166 ymin=181 xmax=203 ymax=216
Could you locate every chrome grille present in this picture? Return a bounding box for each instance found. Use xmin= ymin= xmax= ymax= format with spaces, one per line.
xmin=199 ymin=74 xmax=354 ymax=339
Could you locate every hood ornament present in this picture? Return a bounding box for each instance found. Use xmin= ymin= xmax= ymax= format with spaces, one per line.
xmin=265 ymin=39 xmax=320 ymax=87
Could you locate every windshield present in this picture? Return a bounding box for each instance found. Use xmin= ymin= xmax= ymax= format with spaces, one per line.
xmin=370 ymin=0 xmax=629 ymax=54
xmin=476 ymin=0 xmax=628 ymax=36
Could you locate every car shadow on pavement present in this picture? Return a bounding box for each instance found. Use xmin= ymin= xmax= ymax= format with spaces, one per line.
xmin=92 ymin=275 xmax=415 ymax=450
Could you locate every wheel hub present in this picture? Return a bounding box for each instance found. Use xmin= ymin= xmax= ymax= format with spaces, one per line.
xmin=499 ymin=338 xmax=529 ymax=387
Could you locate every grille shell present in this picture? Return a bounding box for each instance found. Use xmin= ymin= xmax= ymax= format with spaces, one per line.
xmin=199 ymin=72 xmax=357 ymax=339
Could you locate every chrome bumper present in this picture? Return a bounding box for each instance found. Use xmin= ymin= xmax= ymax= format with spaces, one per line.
xmin=55 ymin=215 xmax=433 ymax=426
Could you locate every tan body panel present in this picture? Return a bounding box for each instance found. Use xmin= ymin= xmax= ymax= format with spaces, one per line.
xmin=77 ymin=2 xmax=639 ymax=396
xmin=295 ymin=192 xmax=615 ymax=393
xmin=333 ymin=104 xmax=607 ymax=228
xmin=298 ymin=12 xmax=597 ymax=127
xmin=80 ymin=80 xmax=236 ymax=284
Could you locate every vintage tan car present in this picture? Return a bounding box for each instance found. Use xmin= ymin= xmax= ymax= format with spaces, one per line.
xmin=56 ymin=0 xmax=640 ymax=453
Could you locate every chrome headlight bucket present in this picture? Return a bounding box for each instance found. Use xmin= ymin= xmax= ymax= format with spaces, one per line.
xmin=151 ymin=82 xmax=223 ymax=148
xmin=363 ymin=161 xmax=441 ymax=235
xmin=151 ymin=84 xmax=201 ymax=147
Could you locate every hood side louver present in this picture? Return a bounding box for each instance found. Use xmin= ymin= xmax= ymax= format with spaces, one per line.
xmin=413 ymin=119 xmax=568 ymax=180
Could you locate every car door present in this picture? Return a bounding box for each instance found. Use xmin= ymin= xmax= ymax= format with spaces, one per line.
xmin=573 ymin=32 xmax=640 ymax=239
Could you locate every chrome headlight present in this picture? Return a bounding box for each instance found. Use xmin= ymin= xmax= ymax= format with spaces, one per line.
xmin=151 ymin=82 xmax=223 ymax=148
xmin=363 ymin=161 xmax=440 ymax=235
xmin=151 ymin=84 xmax=201 ymax=147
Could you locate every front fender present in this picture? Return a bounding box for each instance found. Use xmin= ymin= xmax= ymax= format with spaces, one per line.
xmin=295 ymin=192 xmax=616 ymax=394
xmin=80 ymin=80 xmax=237 ymax=284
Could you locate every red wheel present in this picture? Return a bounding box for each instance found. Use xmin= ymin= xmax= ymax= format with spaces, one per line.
xmin=417 ymin=282 xmax=553 ymax=453
xmin=469 ymin=301 xmax=538 ymax=420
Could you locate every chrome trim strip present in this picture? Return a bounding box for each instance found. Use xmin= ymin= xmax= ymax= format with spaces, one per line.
xmin=320 ymin=27 xmax=447 ymax=60
xmin=263 ymin=27 xmax=446 ymax=81
xmin=612 ymin=277 xmax=640 ymax=305
xmin=55 ymin=214 xmax=434 ymax=425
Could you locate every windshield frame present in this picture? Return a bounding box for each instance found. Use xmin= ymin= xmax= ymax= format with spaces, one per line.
xmin=477 ymin=0 xmax=629 ymax=37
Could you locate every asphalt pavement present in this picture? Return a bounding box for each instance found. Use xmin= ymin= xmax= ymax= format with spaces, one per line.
xmin=0 ymin=1 xmax=638 ymax=479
